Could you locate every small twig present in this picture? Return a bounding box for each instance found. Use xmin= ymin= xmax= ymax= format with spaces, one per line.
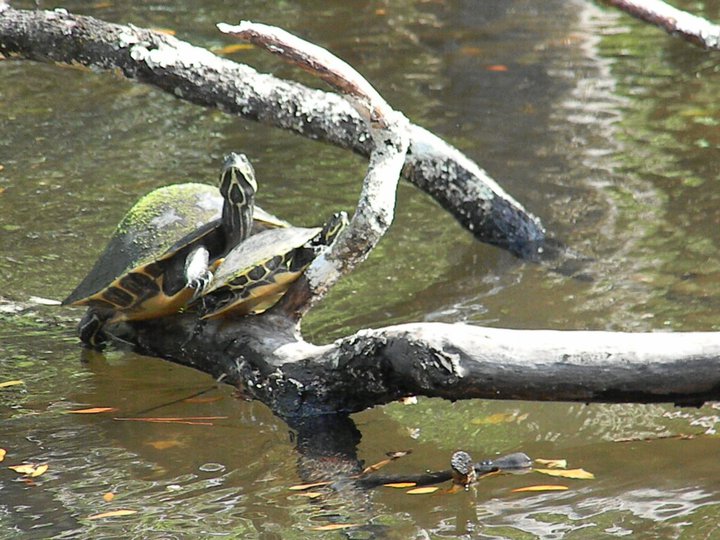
xmin=603 ymin=0 xmax=720 ymax=49
xmin=219 ymin=21 xmax=410 ymax=320
xmin=217 ymin=21 xmax=392 ymax=126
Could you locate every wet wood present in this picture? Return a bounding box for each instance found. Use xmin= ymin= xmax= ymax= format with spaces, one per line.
xmin=121 ymin=315 xmax=720 ymax=415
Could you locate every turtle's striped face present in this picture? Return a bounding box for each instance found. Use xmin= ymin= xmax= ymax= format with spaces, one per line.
xmin=220 ymin=153 xmax=257 ymax=248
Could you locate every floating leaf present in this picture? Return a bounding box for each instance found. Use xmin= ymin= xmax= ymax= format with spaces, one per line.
xmin=87 ymin=509 xmax=137 ymax=520
xmin=487 ymin=64 xmax=509 ymax=72
xmin=362 ymin=458 xmax=391 ymax=474
xmin=310 ymin=523 xmax=360 ymax=531
xmin=0 ymin=449 xmax=6 ymax=462
xmin=0 ymin=380 xmax=24 ymax=389
xmin=297 ymin=492 xmax=323 ymax=499
xmin=288 ymin=481 xmax=331 ymax=491
xmin=512 ymin=485 xmax=569 ymax=493
xmin=471 ymin=412 xmax=517 ymax=425
xmin=383 ymin=482 xmax=417 ymax=488
xmin=406 ymin=486 xmax=439 ymax=495
xmin=535 ymin=468 xmax=595 ymax=480
xmin=535 ymin=458 xmax=567 ymax=469
xmin=92 ymin=1 xmax=113 ymax=8
xmin=102 ymin=492 xmax=115 ymax=502
xmin=67 ymin=407 xmax=117 ymax=414
xmin=29 ymin=464 xmax=48 ymax=477
xmin=214 ymin=43 xmax=254 ymax=55
xmin=9 ymin=463 xmax=48 ymax=477
xmin=146 ymin=439 xmax=181 ymax=450
xmin=399 ymin=396 xmax=417 ymax=405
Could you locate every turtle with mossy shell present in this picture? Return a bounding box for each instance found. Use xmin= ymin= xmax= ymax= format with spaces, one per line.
xmin=197 ymin=211 xmax=348 ymax=319
xmin=62 ymin=153 xmax=283 ymax=348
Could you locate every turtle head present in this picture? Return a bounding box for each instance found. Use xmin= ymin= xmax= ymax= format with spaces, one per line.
xmin=221 ymin=152 xmax=257 ymax=196
xmin=316 ymin=211 xmax=349 ymax=246
xmin=220 ymin=153 xmax=257 ymax=247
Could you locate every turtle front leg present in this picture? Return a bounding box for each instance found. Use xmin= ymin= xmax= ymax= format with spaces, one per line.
xmin=78 ymin=308 xmax=111 ymax=349
xmin=184 ymin=246 xmax=214 ymax=300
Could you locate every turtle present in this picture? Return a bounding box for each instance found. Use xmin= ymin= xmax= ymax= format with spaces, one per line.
xmin=62 ymin=152 xmax=275 ymax=347
xmin=197 ymin=211 xmax=348 ymax=319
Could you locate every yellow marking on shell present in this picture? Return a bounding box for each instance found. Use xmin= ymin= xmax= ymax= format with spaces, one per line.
xmin=71 ymin=269 xmax=194 ymax=322
xmin=203 ymin=266 xmax=299 ymax=319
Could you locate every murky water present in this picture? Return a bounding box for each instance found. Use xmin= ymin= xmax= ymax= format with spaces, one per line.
xmin=2 ymin=0 xmax=720 ymax=537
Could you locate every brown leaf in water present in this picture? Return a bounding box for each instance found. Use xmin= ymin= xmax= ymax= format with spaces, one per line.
xmin=214 ymin=43 xmax=254 ymax=55
xmin=487 ymin=64 xmax=509 ymax=72
xmin=512 ymin=484 xmax=569 ymax=493
xmin=9 ymin=463 xmax=48 ymax=477
xmin=406 ymin=486 xmax=440 ymax=495
xmin=146 ymin=439 xmax=182 ymax=450
xmin=67 ymin=407 xmax=117 ymax=414
xmin=29 ymin=464 xmax=48 ymax=477
xmin=0 ymin=449 xmax=6 ymax=462
xmin=535 ymin=468 xmax=595 ymax=480
xmin=297 ymin=491 xmax=323 ymax=499
xmin=92 ymin=1 xmax=113 ymax=8
xmin=310 ymin=523 xmax=360 ymax=531
xmin=87 ymin=509 xmax=137 ymax=520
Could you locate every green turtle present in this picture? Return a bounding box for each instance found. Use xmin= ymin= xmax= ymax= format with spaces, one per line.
xmin=62 ymin=153 xmax=275 ymax=347
xmin=198 ymin=211 xmax=348 ymax=319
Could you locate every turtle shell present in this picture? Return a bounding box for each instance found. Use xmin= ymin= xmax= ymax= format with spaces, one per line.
xmin=62 ymin=183 xmax=223 ymax=316
xmin=199 ymin=226 xmax=322 ymax=319
xmin=62 ymin=183 xmax=287 ymax=321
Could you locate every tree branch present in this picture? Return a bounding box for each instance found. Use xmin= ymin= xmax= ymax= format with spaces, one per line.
xmin=0 ymin=5 xmax=546 ymax=259
xmin=121 ymin=316 xmax=720 ymax=415
xmin=603 ymin=0 xmax=720 ymax=49
xmin=213 ymin=22 xmax=410 ymax=319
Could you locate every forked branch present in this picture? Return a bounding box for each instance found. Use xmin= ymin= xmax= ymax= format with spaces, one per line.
xmin=216 ymin=21 xmax=409 ymax=318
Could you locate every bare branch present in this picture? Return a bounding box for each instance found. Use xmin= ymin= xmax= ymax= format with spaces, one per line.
xmin=217 ymin=22 xmax=410 ymax=318
xmin=603 ymin=0 xmax=720 ymax=49
xmin=217 ymin=21 xmax=392 ymax=126
xmin=124 ymin=316 xmax=720 ymax=415
xmin=0 ymin=6 xmax=546 ymax=258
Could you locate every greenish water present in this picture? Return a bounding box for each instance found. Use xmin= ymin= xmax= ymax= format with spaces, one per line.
xmin=2 ymin=0 xmax=720 ymax=538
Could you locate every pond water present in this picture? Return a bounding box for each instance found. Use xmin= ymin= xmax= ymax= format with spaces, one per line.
xmin=2 ymin=0 xmax=720 ymax=537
